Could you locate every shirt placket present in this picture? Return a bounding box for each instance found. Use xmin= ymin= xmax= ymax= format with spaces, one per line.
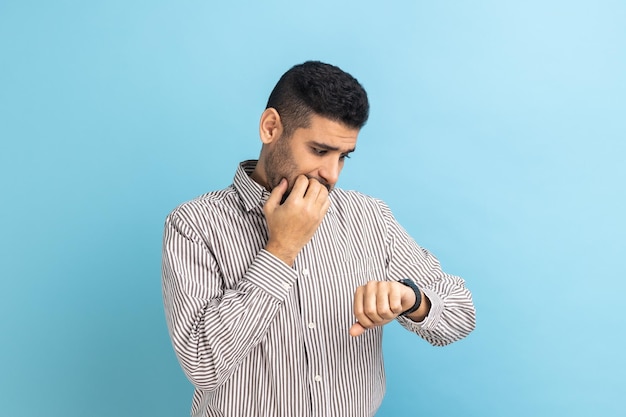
xmin=294 ymin=249 xmax=331 ymax=417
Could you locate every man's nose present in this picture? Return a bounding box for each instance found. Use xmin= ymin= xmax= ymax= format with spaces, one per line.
xmin=319 ymin=158 xmax=341 ymax=187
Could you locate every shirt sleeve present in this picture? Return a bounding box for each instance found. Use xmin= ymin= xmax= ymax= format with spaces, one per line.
xmin=162 ymin=209 xmax=297 ymax=391
xmin=379 ymin=201 xmax=476 ymax=346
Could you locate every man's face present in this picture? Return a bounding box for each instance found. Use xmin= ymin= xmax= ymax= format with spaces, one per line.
xmin=263 ymin=114 xmax=359 ymax=196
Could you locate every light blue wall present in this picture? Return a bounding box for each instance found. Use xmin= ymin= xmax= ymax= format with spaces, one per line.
xmin=1 ymin=1 xmax=624 ymax=416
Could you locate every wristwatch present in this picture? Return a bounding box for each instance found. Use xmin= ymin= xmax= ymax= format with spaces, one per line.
xmin=399 ymin=279 xmax=422 ymax=316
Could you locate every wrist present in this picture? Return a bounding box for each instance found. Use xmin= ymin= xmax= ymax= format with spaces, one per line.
xmin=399 ymin=279 xmax=421 ymax=316
xmin=265 ymin=240 xmax=298 ymax=267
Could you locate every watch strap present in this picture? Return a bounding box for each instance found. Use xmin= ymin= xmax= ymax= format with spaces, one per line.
xmin=399 ymin=279 xmax=422 ymax=316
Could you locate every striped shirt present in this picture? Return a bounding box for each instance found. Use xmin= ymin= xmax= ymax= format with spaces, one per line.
xmin=162 ymin=160 xmax=475 ymax=417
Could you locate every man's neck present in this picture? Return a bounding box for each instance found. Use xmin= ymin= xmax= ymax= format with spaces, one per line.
xmin=250 ymin=160 xmax=269 ymax=190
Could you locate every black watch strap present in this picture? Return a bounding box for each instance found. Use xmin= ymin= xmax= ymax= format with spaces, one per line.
xmin=399 ymin=279 xmax=422 ymax=316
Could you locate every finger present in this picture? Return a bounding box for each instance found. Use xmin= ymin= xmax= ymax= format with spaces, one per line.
xmin=265 ymin=178 xmax=287 ymax=210
xmin=303 ymin=177 xmax=322 ymax=199
xmin=353 ymin=286 xmax=364 ymax=320
xmin=288 ymin=175 xmax=310 ymax=200
xmin=304 ymin=178 xmax=330 ymax=205
xmin=310 ymin=183 xmax=330 ymax=215
xmin=308 ymin=180 xmax=329 ymax=212
xmin=349 ymin=322 xmax=366 ymax=337
xmin=388 ymin=282 xmax=405 ymax=315
xmin=363 ymin=282 xmax=385 ymax=324
xmin=315 ymin=180 xmax=329 ymax=202
xmin=374 ymin=283 xmax=396 ymax=320
xmin=361 ymin=305 xmax=382 ymax=326
xmin=353 ymin=287 xmax=374 ymax=329
xmin=319 ymin=195 xmax=331 ymax=216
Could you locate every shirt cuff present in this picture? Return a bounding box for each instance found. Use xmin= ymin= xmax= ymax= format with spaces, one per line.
xmin=396 ymin=287 xmax=444 ymax=331
xmin=243 ymin=249 xmax=298 ymax=301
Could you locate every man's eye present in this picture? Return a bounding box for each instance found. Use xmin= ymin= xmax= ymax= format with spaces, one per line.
xmin=313 ymin=148 xmax=327 ymax=155
xmin=340 ymin=153 xmax=351 ymax=160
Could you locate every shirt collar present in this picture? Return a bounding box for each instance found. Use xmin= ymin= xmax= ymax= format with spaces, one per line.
xmin=233 ymin=159 xmax=335 ymax=213
xmin=234 ymin=160 xmax=269 ymax=212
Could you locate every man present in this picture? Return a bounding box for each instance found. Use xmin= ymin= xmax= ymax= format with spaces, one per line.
xmin=162 ymin=61 xmax=476 ymax=417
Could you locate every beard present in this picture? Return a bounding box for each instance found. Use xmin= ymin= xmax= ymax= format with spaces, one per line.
xmin=263 ymin=135 xmax=331 ymax=203
xmin=264 ymin=133 xmax=298 ymax=193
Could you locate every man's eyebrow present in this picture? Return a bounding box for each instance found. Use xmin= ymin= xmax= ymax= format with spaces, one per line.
xmin=309 ymin=141 xmax=356 ymax=154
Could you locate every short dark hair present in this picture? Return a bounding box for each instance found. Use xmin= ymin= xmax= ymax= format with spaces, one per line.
xmin=266 ymin=61 xmax=369 ymax=137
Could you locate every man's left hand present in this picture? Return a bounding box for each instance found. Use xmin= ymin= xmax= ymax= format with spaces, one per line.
xmin=349 ymin=280 xmax=417 ymax=337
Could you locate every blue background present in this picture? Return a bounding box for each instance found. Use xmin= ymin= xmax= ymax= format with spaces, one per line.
xmin=1 ymin=1 xmax=624 ymax=416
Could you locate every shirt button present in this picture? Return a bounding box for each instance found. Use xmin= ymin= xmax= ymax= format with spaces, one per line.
xmin=314 ymin=375 xmax=322 ymax=382
xmin=282 ymin=283 xmax=290 ymax=291
xmin=302 ymin=268 xmax=309 ymax=276
xmin=308 ymin=322 xmax=316 ymax=329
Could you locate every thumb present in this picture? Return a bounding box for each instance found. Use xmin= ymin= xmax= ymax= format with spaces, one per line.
xmin=349 ymin=322 xmax=366 ymax=337
xmin=265 ymin=178 xmax=288 ymax=209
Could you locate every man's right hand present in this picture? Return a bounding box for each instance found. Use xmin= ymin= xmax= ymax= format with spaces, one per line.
xmin=264 ymin=175 xmax=330 ymax=266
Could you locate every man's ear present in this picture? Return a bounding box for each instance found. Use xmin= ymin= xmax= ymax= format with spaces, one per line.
xmin=259 ymin=108 xmax=284 ymax=144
